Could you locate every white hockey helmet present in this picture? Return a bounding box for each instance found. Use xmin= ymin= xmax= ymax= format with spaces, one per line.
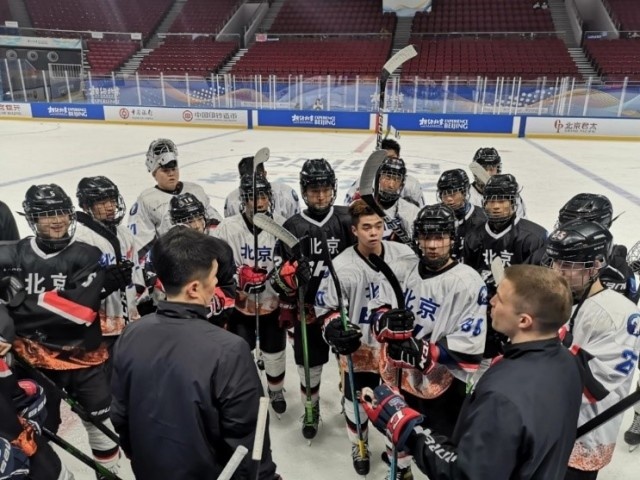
xmin=146 ymin=138 xmax=178 ymax=173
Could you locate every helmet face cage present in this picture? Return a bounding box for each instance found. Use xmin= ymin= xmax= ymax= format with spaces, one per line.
xmin=300 ymin=159 xmax=337 ymax=214
xmin=240 ymin=175 xmax=273 ymax=215
xmin=26 ymin=207 xmax=77 ymax=250
xmin=473 ymin=147 xmax=502 ymax=173
xmin=82 ymin=191 xmax=126 ymax=226
xmin=376 ymin=158 xmax=406 ymax=204
xmin=146 ymin=138 xmax=178 ymax=173
xmin=437 ymin=169 xmax=470 ymax=212
xmin=413 ymin=206 xmax=456 ymax=269
xmin=482 ymin=193 xmax=517 ymax=223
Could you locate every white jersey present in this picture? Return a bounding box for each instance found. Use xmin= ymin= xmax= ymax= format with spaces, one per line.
xmin=565 ymin=289 xmax=640 ymax=471
xmin=315 ymin=241 xmax=416 ymax=373
xmin=224 ymin=182 xmax=300 ymax=219
xmin=469 ymin=182 xmax=527 ymax=219
xmin=212 ymin=213 xmax=285 ymax=316
xmin=371 ymin=261 xmax=487 ymax=398
xmin=343 ymin=174 xmax=425 ymax=207
xmin=74 ymin=222 xmax=146 ymax=336
xmin=127 ymin=181 xmax=222 ymax=258
xmin=382 ymin=198 xmax=420 ymax=242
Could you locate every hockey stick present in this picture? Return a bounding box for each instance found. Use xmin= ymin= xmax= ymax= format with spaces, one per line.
xmin=490 ymin=256 xmax=505 ymax=285
xmin=317 ymin=228 xmax=368 ymax=463
xmin=469 ymin=161 xmax=491 ymax=186
xmin=576 ymin=388 xmax=640 ymax=438
xmin=358 ymin=150 xmax=420 ymax=255
xmin=217 ymin=445 xmax=249 ymax=480
xmin=368 ymin=253 xmax=405 ymax=480
xmin=252 ymin=147 xmax=270 ymax=371
xmin=251 ymin=396 xmax=269 ymax=480
xmin=376 ymin=45 xmax=417 ymax=149
xmin=14 ymin=354 xmax=120 ymax=445
xmin=252 ymin=214 xmax=317 ymax=441
xmin=42 ymin=427 xmax=123 ymax=480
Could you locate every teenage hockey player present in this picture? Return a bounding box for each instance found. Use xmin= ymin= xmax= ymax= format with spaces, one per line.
xmin=543 ymin=220 xmax=640 ymax=479
xmin=435 ymin=169 xmax=485 ymax=261
xmin=169 ymin=193 xmax=236 ymax=328
xmin=624 ymin=243 xmax=640 ymax=451
xmin=315 ymin=199 xmax=416 ymax=476
xmin=344 ymin=139 xmax=425 ymax=208
xmin=0 ymin=200 xmax=19 ymax=241
xmin=75 ymin=176 xmax=144 ymax=361
xmin=270 ymin=159 xmax=355 ymax=440
xmin=469 ymin=147 xmax=526 ymax=218
xmin=213 ymin=174 xmax=288 ymax=414
xmin=128 ymin=138 xmax=222 ymax=260
xmin=224 ymin=156 xmax=300 ymax=218
xmin=360 ymin=265 xmax=583 ymax=480
xmin=110 ymin=227 xmax=281 ymax=480
xmin=464 ymin=174 xmax=546 ymax=357
xmin=0 ymin=184 xmax=124 ymax=474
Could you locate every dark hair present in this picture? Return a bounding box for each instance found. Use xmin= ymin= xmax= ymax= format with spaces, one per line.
xmin=380 ymin=138 xmax=401 ymax=156
xmin=504 ymin=265 xmax=572 ymax=335
xmin=151 ymin=227 xmax=219 ymax=296
xmin=349 ymin=199 xmax=379 ymax=227
xmin=238 ymin=156 xmax=265 ymax=177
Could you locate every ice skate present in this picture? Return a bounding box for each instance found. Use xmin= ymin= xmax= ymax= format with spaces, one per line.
xmin=624 ymin=412 xmax=640 ymax=452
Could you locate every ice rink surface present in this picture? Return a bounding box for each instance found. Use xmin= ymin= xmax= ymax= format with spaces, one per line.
xmin=1 ymin=119 xmax=638 ymax=479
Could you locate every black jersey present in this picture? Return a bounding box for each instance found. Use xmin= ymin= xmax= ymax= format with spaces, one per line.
xmin=454 ymin=204 xmax=486 ymax=262
xmin=279 ymin=206 xmax=355 ymax=304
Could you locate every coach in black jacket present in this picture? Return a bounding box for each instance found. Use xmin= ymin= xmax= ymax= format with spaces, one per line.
xmin=110 ymin=227 xmax=279 ymax=480
xmin=363 ymin=264 xmax=584 ymax=480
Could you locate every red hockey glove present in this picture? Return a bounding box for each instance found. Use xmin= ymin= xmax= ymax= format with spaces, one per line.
xmin=278 ymin=300 xmax=297 ymax=329
xmin=387 ymin=338 xmax=433 ymax=373
xmin=361 ymin=384 xmax=423 ymax=451
xmin=238 ymin=265 xmax=268 ymax=294
xmin=272 ymin=258 xmax=312 ymax=297
xmin=371 ymin=307 xmax=414 ymax=342
xmin=322 ymin=315 xmax=362 ymax=355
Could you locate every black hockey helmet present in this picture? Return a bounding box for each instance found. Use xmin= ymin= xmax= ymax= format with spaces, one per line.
xmin=482 ymin=174 xmax=519 ymax=227
xmin=239 ymin=173 xmax=273 ymax=214
xmin=473 ymin=147 xmax=502 ymax=171
xmin=545 ymin=219 xmax=613 ymax=265
xmin=146 ymin=138 xmax=178 ymax=173
xmin=238 ymin=156 xmax=265 ymax=177
xmin=437 ymin=169 xmax=470 ymax=214
xmin=380 ymin=138 xmax=401 ymax=157
xmin=23 ymin=183 xmax=76 ymax=250
xmin=413 ymin=204 xmax=456 ymax=269
xmin=169 ymin=193 xmax=207 ymax=229
xmin=300 ymin=158 xmax=337 ymax=214
xmin=376 ymin=157 xmax=407 ymax=204
xmin=558 ymin=193 xmax=613 ymax=229
xmin=76 ymin=176 xmax=126 ymax=226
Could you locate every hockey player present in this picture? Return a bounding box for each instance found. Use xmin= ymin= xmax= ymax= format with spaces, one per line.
xmin=270 ymin=158 xmax=355 ymax=440
xmin=360 ymin=265 xmax=583 ymax=480
xmin=436 ymin=169 xmax=486 ymax=261
xmin=169 ymin=193 xmax=236 ymax=328
xmin=543 ymin=220 xmax=640 ymax=479
xmin=464 ymin=174 xmax=546 ymax=357
xmin=224 ymin=156 xmax=300 ymax=218
xmin=75 ymin=176 xmax=144 ymax=363
xmin=343 ymin=139 xmax=425 ymax=207
xmin=128 ymin=138 xmax=222 ymax=260
xmin=624 ymin=242 xmax=640 ymax=451
xmin=468 ymin=147 xmax=526 ymax=218
xmin=0 ymin=200 xmax=19 ymax=241
xmin=213 ymin=174 xmax=288 ymax=414
xmin=315 ymin=199 xmax=416 ymax=475
xmin=0 ymin=184 xmax=125 ymax=474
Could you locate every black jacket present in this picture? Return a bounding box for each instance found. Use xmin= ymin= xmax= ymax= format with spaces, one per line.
xmin=407 ymin=338 xmax=583 ymax=480
xmin=110 ymin=301 xmax=277 ymax=480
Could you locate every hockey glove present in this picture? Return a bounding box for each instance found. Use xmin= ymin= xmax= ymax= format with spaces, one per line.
xmin=371 ymin=307 xmax=414 ymax=342
xmin=278 ymin=300 xmax=297 ymax=329
xmin=14 ymin=380 xmax=47 ymax=436
xmin=387 ymin=338 xmax=433 ymax=373
xmin=0 ymin=276 xmax=26 ymax=307
xmin=103 ymin=261 xmax=134 ymax=296
xmin=361 ymin=384 xmax=423 ymax=452
xmin=272 ymin=257 xmax=312 ymax=297
xmin=0 ymin=437 xmax=30 ymax=477
xmin=238 ymin=265 xmax=269 ymax=294
xmin=322 ymin=316 xmax=362 ymax=355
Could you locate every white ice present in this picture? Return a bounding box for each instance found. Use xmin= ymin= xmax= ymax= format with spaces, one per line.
xmin=1 ymin=119 xmax=638 ymax=479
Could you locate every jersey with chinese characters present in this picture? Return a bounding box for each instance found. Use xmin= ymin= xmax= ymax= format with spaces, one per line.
xmin=469 ymin=183 xmax=527 ymax=219
xmin=343 ymin=174 xmax=425 ymax=207
xmin=128 ymin=181 xmax=222 ymax=260
xmin=224 ymin=182 xmax=300 ymax=219
xmin=0 ymin=237 xmax=108 ymax=369
xmin=564 ymin=289 xmax=640 ymax=471
xmin=75 ymin=220 xmax=146 ymax=336
xmin=453 ymin=203 xmax=486 ymax=262
xmin=279 ymin=206 xmax=355 ymax=304
xmin=372 ymin=261 xmax=487 ymax=398
xmin=315 ymin=241 xmax=417 ymax=373
xmin=212 ymin=213 xmax=285 ymax=316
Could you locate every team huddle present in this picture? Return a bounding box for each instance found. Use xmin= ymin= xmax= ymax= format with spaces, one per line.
xmin=1 ymin=137 xmax=640 ymax=480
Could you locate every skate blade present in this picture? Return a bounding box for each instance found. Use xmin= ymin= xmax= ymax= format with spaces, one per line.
xmin=630 ymin=444 xmax=639 ymax=452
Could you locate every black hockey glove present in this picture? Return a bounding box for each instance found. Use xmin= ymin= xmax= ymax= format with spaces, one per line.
xmin=102 ymin=261 xmax=134 ymax=297
xmin=322 ymin=316 xmax=362 ymax=355
xmin=387 ymin=338 xmax=433 ymax=373
xmin=0 ymin=276 xmax=26 ymax=308
xmin=371 ymin=307 xmax=414 ymax=342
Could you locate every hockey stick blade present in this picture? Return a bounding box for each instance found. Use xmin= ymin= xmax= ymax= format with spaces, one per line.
xmin=381 ymin=45 xmax=417 ymax=83
xmin=253 ymin=147 xmax=270 ymax=172
xmin=469 ymin=161 xmax=491 ymax=185
xmin=490 ymin=257 xmax=505 ymax=285
xmin=253 ymin=213 xmax=299 ymax=252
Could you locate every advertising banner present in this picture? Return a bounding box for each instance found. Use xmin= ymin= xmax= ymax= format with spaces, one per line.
xmin=103 ymin=106 xmax=247 ymax=127
xmin=257 ymin=110 xmax=371 ymax=129
xmin=31 ymin=103 xmax=105 ymax=120
xmin=525 ymin=117 xmax=640 ymax=138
